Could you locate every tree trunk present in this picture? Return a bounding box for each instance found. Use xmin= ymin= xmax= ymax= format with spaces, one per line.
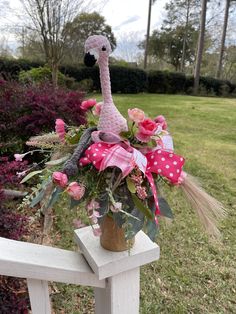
xmin=51 ymin=61 xmax=58 ymax=88
xmin=180 ymin=0 xmax=191 ymax=72
xmin=216 ymin=0 xmax=230 ymax=79
xmin=144 ymin=0 xmax=153 ymax=69
xmin=194 ymin=0 xmax=207 ymax=94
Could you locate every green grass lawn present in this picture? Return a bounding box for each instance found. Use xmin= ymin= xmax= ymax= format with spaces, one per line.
xmin=52 ymin=94 xmax=236 ymax=313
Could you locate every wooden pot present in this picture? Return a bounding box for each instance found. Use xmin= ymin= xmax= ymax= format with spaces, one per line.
xmin=100 ymin=215 xmax=135 ymax=252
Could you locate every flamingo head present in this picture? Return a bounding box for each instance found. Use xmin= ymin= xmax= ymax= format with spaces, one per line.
xmin=84 ymin=35 xmax=112 ymax=67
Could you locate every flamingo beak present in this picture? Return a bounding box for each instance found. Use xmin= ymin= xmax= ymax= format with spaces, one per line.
xmin=84 ymin=49 xmax=99 ymax=67
xmin=84 ymin=52 xmax=96 ymax=67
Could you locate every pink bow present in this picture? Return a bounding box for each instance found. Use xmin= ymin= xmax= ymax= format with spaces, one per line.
xmin=79 ymin=142 xmax=147 ymax=178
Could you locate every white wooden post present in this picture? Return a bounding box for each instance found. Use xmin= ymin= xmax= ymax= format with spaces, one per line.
xmin=94 ymin=267 xmax=140 ymax=314
xmin=27 ymin=279 xmax=51 ymax=314
xmin=75 ymin=227 xmax=160 ymax=314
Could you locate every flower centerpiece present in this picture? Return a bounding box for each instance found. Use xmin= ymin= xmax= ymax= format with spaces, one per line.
xmin=18 ymin=35 xmax=225 ymax=252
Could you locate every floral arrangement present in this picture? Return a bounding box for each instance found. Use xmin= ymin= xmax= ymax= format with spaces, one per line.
xmin=18 ymin=100 xmax=184 ymax=240
xmin=17 ymin=35 xmax=225 ymax=247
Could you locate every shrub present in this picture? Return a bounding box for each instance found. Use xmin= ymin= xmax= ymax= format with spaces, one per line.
xmin=199 ymin=76 xmax=235 ymax=96
xmin=0 ymin=156 xmax=28 ymax=186
xmin=0 ymin=277 xmax=30 ymax=314
xmin=60 ymin=64 xmax=100 ymax=91
xmin=147 ymin=71 xmax=236 ymax=96
xmin=0 ymin=80 xmax=86 ymax=154
xmin=110 ymin=66 xmax=147 ymax=93
xmin=147 ymin=70 xmax=168 ymax=93
xmin=1 ymin=58 xmax=236 ymax=96
xmin=0 ymin=58 xmax=42 ymax=80
xmin=166 ymin=72 xmax=187 ymax=94
xmin=60 ymin=65 xmax=147 ymax=93
xmin=0 ymin=208 xmax=28 ymax=240
xmin=0 ymin=157 xmax=30 ymax=313
xmin=19 ymin=66 xmax=75 ymax=89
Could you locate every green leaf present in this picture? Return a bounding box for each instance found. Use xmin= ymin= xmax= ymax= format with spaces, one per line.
xmin=131 ymin=194 xmax=153 ymax=220
xmin=120 ymin=131 xmax=132 ymax=138
xmin=98 ymin=192 xmax=109 ymax=216
xmin=147 ymin=139 xmax=157 ymax=148
xmin=30 ymin=189 xmax=45 ymax=207
xmin=113 ymin=212 xmax=125 ymax=228
xmin=146 ymin=219 xmax=159 ymax=241
xmin=126 ymin=177 xmax=136 ymax=193
xmin=159 ymin=197 xmax=174 ymax=219
xmin=148 ymin=195 xmax=173 ymax=219
xmin=45 ymin=154 xmax=71 ymax=166
xmin=20 ymin=170 xmax=43 ymax=184
xmin=126 ymin=207 xmax=145 ymax=239
xmin=45 ymin=187 xmax=62 ymax=209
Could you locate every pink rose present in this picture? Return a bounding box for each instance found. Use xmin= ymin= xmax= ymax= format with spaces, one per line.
xmin=136 ymin=118 xmax=157 ymax=142
xmin=52 ymin=171 xmax=68 ymax=187
xmin=81 ymin=99 xmax=97 ymax=110
xmin=154 ymin=115 xmax=167 ymax=130
xmin=92 ymin=102 xmax=102 ymax=116
xmin=55 ymin=119 xmax=66 ymax=142
xmin=66 ymin=182 xmax=85 ymax=200
xmin=128 ymin=108 xmax=145 ymax=123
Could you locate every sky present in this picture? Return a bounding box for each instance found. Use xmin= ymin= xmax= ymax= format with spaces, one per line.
xmin=0 ymin=0 xmax=168 ymax=60
xmin=102 ymin=0 xmax=168 ymax=60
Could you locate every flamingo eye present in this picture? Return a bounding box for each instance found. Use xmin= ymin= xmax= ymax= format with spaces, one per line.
xmin=102 ymin=46 xmax=106 ymax=51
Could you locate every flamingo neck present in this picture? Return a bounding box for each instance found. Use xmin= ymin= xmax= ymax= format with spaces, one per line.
xmin=98 ymin=56 xmax=113 ymax=105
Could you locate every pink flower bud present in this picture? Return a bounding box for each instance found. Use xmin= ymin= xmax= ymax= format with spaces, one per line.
xmin=81 ymin=99 xmax=97 ymax=110
xmin=14 ymin=153 xmax=26 ymax=162
xmin=55 ymin=119 xmax=66 ymax=142
xmin=66 ymin=182 xmax=85 ymax=200
xmin=128 ymin=108 xmax=145 ymax=123
xmin=92 ymin=102 xmax=102 ymax=116
xmin=52 ymin=171 xmax=68 ymax=187
xmin=154 ymin=115 xmax=167 ymax=130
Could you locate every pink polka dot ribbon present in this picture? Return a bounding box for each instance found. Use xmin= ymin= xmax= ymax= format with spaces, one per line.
xmin=145 ymin=149 xmax=185 ymax=184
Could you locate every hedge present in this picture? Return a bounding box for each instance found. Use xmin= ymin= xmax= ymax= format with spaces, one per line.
xmin=60 ymin=65 xmax=147 ymax=93
xmin=0 ymin=58 xmax=235 ymax=96
xmin=0 ymin=58 xmax=43 ymax=80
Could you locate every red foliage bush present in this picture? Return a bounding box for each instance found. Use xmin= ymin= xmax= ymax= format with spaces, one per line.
xmin=0 ymin=155 xmax=30 ymax=312
xmin=0 ymin=156 xmax=28 ymax=186
xmin=0 ymin=80 xmax=86 ymax=153
xmin=0 ymin=276 xmax=29 ymax=314
xmin=0 ymin=208 xmax=28 ymax=240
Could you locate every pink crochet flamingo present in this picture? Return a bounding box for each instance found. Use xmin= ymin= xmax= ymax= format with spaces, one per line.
xmin=84 ymin=35 xmax=128 ymax=134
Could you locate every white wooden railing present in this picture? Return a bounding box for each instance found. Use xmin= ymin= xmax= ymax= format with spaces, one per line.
xmin=0 ymin=226 xmax=159 ymax=314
